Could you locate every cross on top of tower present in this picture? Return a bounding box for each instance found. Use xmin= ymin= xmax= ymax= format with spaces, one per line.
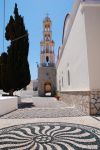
xmin=46 ymin=13 xmax=49 ymax=17
xmin=44 ymin=13 xmax=51 ymax=22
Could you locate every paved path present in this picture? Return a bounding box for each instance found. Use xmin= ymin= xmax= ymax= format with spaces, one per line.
xmin=0 ymin=117 xmax=100 ymax=150
xmin=0 ymin=90 xmax=100 ymax=149
xmin=0 ymin=97 xmax=86 ymax=119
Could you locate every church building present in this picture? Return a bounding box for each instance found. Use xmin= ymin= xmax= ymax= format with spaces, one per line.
xmin=38 ymin=16 xmax=56 ymax=96
xmin=57 ymin=0 xmax=100 ymax=115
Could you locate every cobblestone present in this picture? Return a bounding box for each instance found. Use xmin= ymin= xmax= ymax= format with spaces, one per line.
xmin=0 ymin=97 xmax=86 ymax=119
xmin=0 ymin=91 xmax=99 ymax=149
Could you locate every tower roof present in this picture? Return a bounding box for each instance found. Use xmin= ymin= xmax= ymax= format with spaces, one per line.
xmin=44 ymin=15 xmax=51 ymax=23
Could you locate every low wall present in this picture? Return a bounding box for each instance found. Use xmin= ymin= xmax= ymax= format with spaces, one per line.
xmin=90 ymin=91 xmax=100 ymax=115
xmin=60 ymin=91 xmax=100 ymax=115
xmin=0 ymin=97 xmax=18 ymax=116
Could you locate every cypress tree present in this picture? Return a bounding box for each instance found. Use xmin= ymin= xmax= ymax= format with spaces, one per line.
xmin=0 ymin=52 xmax=10 ymax=93
xmin=0 ymin=56 xmax=1 ymax=89
xmin=3 ymin=3 xmax=31 ymax=95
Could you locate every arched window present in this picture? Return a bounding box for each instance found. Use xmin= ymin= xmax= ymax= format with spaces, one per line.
xmin=62 ymin=76 xmax=63 ymax=87
xmin=68 ymin=70 xmax=70 ymax=86
xmin=46 ymin=56 xmax=49 ymax=66
xmin=59 ymin=79 xmax=61 ymax=91
xmin=46 ymin=56 xmax=49 ymax=62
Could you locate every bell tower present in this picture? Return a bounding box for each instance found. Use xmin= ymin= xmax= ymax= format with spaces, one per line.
xmin=38 ymin=16 xmax=56 ymax=97
xmin=40 ymin=16 xmax=55 ymax=67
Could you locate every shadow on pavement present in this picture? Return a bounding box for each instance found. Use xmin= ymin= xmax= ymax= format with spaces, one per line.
xmin=18 ymin=102 xmax=35 ymax=109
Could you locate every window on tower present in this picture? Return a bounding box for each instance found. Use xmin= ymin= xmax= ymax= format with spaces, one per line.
xmin=46 ymin=56 xmax=50 ymax=66
xmin=45 ymin=35 xmax=50 ymax=41
xmin=47 ymin=27 xmax=49 ymax=31
xmin=45 ymin=24 xmax=50 ymax=31
xmin=46 ymin=56 xmax=49 ymax=62
xmin=46 ymin=37 xmax=49 ymax=41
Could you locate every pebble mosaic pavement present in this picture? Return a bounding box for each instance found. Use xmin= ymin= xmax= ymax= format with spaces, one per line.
xmin=0 ymin=122 xmax=100 ymax=150
xmin=0 ymin=91 xmax=100 ymax=149
xmin=0 ymin=97 xmax=86 ymax=119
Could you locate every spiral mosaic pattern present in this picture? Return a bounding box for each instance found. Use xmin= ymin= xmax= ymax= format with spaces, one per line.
xmin=0 ymin=122 xmax=100 ymax=150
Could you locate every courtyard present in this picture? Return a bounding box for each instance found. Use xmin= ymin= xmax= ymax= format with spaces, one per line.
xmin=0 ymin=90 xmax=100 ymax=149
xmin=0 ymin=91 xmax=86 ymax=119
xmin=0 ymin=0 xmax=100 ymax=149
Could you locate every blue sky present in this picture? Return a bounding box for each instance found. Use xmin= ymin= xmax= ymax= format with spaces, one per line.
xmin=0 ymin=0 xmax=75 ymax=80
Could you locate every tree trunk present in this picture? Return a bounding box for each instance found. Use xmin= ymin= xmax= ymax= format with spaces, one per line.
xmin=9 ymin=90 xmax=14 ymax=96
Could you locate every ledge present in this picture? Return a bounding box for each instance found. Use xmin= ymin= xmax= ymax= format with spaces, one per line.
xmin=0 ymin=97 xmax=18 ymax=116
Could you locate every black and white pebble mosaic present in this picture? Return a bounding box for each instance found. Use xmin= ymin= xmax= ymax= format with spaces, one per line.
xmin=0 ymin=122 xmax=100 ymax=150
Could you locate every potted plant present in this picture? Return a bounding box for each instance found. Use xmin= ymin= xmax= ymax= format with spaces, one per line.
xmin=55 ymin=91 xmax=60 ymax=100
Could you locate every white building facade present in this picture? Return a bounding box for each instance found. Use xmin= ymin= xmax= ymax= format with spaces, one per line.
xmin=57 ymin=0 xmax=100 ymax=115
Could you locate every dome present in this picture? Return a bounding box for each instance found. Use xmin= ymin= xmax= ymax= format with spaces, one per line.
xmin=44 ymin=16 xmax=51 ymax=22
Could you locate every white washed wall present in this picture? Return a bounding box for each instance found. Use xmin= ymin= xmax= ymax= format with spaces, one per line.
xmin=84 ymin=5 xmax=100 ymax=90
xmin=57 ymin=3 xmax=90 ymax=91
xmin=0 ymin=97 xmax=18 ymax=116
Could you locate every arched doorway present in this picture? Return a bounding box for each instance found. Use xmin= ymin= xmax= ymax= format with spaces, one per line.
xmin=44 ymin=82 xmax=51 ymax=96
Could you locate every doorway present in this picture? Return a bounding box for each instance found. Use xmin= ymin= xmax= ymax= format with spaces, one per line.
xmin=44 ymin=82 xmax=51 ymax=96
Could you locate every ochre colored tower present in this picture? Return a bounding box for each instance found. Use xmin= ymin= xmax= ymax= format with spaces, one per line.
xmin=38 ymin=16 xmax=56 ymax=96
xmin=40 ymin=16 xmax=55 ymax=67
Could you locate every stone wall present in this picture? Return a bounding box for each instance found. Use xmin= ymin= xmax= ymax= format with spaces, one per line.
xmin=90 ymin=91 xmax=100 ymax=115
xmin=60 ymin=91 xmax=100 ymax=115
xmin=38 ymin=66 xmax=56 ymax=96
